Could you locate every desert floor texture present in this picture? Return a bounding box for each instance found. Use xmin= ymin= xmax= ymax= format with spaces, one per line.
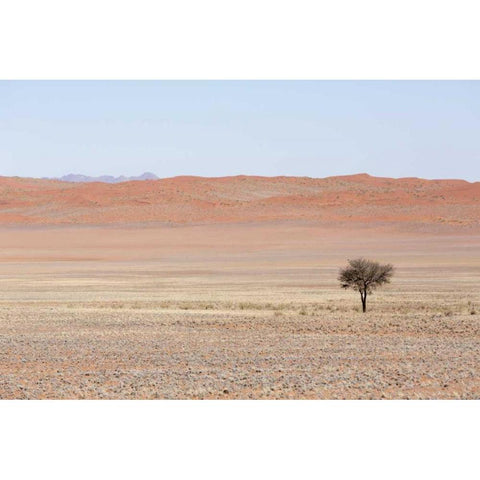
xmin=1 ymin=221 xmax=480 ymax=399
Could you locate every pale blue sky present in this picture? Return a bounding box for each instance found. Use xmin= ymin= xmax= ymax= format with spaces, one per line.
xmin=1 ymin=81 xmax=479 ymax=181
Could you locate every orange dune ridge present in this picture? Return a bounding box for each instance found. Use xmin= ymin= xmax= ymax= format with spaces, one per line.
xmin=0 ymin=173 xmax=479 ymax=227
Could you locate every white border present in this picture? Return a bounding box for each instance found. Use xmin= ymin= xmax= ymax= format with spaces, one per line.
xmin=1 ymin=400 xmax=479 ymax=479
xmin=1 ymin=0 xmax=480 ymax=79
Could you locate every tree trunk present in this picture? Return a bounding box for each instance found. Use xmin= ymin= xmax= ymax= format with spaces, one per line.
xmin=361 ymin=290 xmax=367 ymax=313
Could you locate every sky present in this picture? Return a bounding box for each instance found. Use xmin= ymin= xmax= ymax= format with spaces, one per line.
xmin=1 ymin=80 xmax=479 ymax=181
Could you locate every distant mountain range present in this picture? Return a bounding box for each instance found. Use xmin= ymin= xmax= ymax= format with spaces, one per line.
xmin=56 ymin=172 xmax=159 ymax=183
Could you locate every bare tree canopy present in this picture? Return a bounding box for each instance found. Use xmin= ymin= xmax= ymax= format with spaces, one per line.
xmin=338 ymin=258 xmax=394 ymax=312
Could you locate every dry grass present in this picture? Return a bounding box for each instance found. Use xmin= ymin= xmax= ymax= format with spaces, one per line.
xmin=1 ymin=223 xmax=480 ymax=399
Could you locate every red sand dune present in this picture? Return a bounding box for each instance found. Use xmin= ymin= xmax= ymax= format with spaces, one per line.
xmin=0 ymin=173 xmax=479 ymax=227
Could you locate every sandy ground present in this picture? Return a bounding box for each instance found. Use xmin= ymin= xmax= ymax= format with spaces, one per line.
xmin=1 ymin=222 xmax=480 ymax=399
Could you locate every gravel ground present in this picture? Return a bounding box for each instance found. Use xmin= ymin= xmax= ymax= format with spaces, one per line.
xmin=1 ymin=303 xmax=480 ymax=399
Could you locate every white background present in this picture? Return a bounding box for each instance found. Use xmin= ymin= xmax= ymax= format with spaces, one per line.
xmin=2 ymin=0 xmax=480 ymax=79
xmin=1 ymin=1 xmax=480 ymax=479
xmin=2 ymin=401 xmax=479 ymax=479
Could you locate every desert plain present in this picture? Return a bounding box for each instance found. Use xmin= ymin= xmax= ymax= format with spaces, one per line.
xmin=1 ymin=174 xmax=480 ymax=399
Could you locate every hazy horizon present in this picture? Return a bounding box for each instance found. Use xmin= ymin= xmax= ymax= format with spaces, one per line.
xmin=2 ymin=81 xmax=480 ymax=181
xmin=4 ymin=171 xmax=479 ymax=183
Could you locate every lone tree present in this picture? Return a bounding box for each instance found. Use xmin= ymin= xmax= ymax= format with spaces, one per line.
xmin=338 ymin=258 xmax=394 ymax=313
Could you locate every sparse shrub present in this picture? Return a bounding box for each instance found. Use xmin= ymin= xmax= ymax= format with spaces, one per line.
xmin=237 ymin=302 xmax=273 ymax=311
xmin=299 ymin=309 xmax=307 ymax=316
xmin=468 ymin=302 xmax=476 ymax=315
